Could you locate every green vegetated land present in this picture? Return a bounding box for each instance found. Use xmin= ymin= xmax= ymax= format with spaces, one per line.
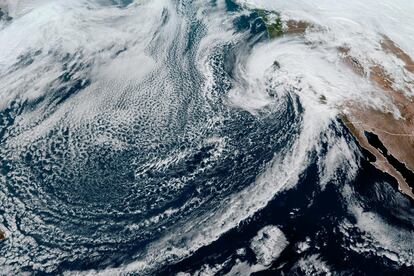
xmin=255 ymin=9 xmax=283 ymax=38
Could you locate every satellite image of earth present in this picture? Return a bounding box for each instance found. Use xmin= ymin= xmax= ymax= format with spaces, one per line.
xmin=1 ymin=0 xmax=414 ymax=275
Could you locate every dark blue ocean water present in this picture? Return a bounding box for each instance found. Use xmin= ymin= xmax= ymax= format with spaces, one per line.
xmin=0 ymin=0 xmax=413 ymax=275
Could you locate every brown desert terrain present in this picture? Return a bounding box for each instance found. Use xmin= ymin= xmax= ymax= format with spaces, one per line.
xmin=260 ymin=13 xmax=414 ymax=199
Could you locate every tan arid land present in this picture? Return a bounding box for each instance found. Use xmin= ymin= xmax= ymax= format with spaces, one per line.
xmin=259 ymin=12 xmax=414 ymax=199
xmin=340 ymin=38 xmax=414 ymax=199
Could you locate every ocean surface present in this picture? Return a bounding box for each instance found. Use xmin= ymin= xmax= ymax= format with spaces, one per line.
xmin=0 ymin=0 xmax=413 ymax=274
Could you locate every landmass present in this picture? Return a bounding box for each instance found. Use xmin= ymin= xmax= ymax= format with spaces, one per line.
xmin=255 ymin=9 xmax=283 ymax=38
xmin=339 ymin=40 xmax=414 ymax=199
xmin=255 ymin=9 xmax=310 ymax=39
xmin=257 ymin=10 xmax=414 ymax=199
xmin=0 ymin=229 xmax=5 ymax=241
